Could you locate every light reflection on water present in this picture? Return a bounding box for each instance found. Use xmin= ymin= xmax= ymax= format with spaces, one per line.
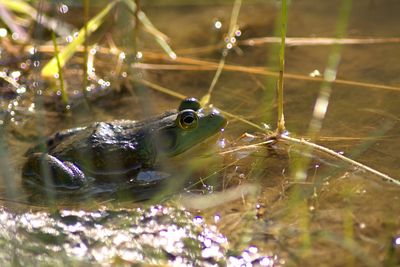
xmin=0 ymin=205 xmax=277 ymax=266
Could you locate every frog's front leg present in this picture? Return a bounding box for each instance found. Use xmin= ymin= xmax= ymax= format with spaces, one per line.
xmin=22 ymin=153 xmax=86 ymax=189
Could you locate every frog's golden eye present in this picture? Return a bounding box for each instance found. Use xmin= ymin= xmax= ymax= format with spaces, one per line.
xmin=177 ymin=110 xmax=198 ymax=130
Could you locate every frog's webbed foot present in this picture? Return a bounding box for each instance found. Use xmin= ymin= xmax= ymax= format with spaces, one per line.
xmin=136 ymin=171 xmax=170 ymax=184
xmin=22 ymin=153 xmax=86 ymax=190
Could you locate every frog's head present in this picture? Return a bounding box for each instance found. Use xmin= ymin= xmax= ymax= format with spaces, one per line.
xmin=152 ymin=98 xmax=227 ymax=158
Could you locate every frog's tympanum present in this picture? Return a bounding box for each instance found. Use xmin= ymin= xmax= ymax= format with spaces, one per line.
xmin=22 ymin=98 xmax=227 ymax=190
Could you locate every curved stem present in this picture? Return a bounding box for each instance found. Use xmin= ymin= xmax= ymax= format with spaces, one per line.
xmin=280 ymin=135 xmax=400 ymax=186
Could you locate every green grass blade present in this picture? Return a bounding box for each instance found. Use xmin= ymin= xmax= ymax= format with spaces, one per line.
xmin=0 ymin=2 xmax=29 ymax=42
xmin=276 ymin=0 xmax=287 ymax=133
xmin=0 ymin=0 xmax=36 ymax=15
xmin=201 ymin=0 xmax=242 ymax=106
xmin=0 ymin=0 xmax=72 ymax=37
xmin=83 ymin=0 xmax=89 ymax=96
xmin=138 ymin=10 xmax=176 ymax=59
xmin=122 ymin=0 xmax=176 ymax=59
xmin=41 ymin=1 xmax=117 ymax=77
xmin=51 ymin=31 xmax=68 ymax=105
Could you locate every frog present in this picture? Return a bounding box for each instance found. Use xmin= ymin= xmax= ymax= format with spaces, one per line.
xmin=22 ymin=98 xmax=227 ymax=190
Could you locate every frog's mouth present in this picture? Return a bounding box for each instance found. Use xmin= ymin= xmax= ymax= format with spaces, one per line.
xmin=154 ymin=109 xmax=227 ymax=157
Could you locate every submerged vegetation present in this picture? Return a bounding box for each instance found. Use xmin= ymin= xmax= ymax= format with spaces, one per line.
xmin=1 ymin=0 xmax=400 ymax=266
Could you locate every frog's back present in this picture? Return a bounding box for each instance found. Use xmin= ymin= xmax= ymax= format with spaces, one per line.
xmin=24 ymin=126 xmax=85 ymax=157
xmin=28 ymin=121 xmax=154 ymax=177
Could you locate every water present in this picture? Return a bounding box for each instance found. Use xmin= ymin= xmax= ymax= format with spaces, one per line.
xmin=1 ymin=0 xmax=400 ymax=265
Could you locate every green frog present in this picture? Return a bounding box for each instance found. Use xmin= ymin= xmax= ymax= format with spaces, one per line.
xmin=22 ymin=98 xmax=227 ymax=190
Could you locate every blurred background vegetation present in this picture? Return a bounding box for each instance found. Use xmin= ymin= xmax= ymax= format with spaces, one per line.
xmin=0 ymin=0 xmax=400 ymax=266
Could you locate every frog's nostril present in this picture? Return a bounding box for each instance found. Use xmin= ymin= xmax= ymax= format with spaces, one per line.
xmin=47 ymin=139 xmax=54 ymax=146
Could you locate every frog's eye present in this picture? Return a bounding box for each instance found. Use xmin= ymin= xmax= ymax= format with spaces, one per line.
xmin=177 ymin=110 xmax=198 ymax=130
xmin=178 ymin=98 xmax=201 ymax=111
